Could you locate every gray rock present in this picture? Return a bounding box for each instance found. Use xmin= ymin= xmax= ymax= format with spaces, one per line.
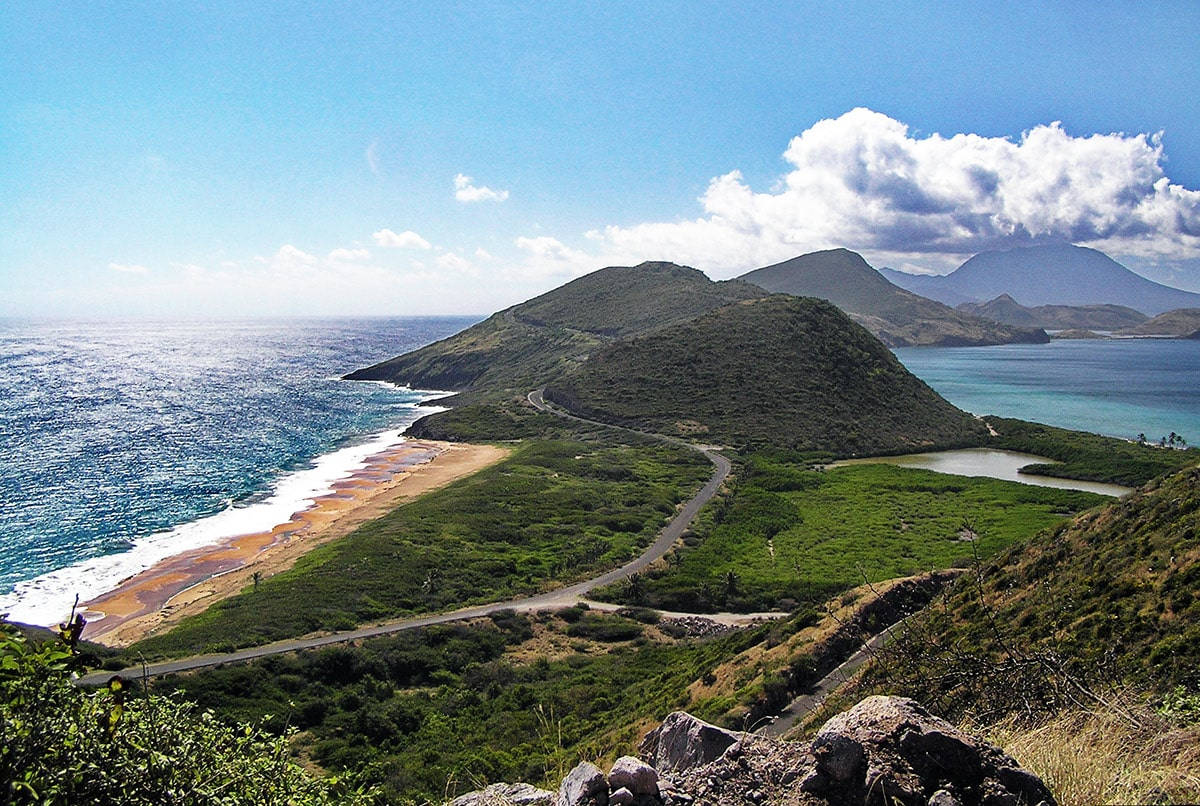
xmin=451 ymin=782 xmax=555 ymax=806
xmin=556 ymin=761 xmax=609 ymax=806
xmin=608 ymin=756 xmax=659 ymax=796
xmin=928 ymin=789 xmax=962 ymax=806
xmin=608 ymin=787 xmax=633 ymax=806
xmin=811 ymin=730 xmax=865 ymax=781
xmin=639 ymin=711 xmax=740 ymax=773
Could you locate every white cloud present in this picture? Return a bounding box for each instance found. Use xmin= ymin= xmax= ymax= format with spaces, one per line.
xmin=436 ymin=251 xmax=472 ymax=271
xmin=454 ymin=173 xmax=510 ymax=203
xmin=593 ymin=108 xmax=1200 ymax=275
xmin=328 ymin=247 xmax=371 ymax=262
xmin=108 ymin=262 xmax=149 ymax=274
xmin=474 ymin=247 xmax=495 ymax=261
xmin=372 ymin=228 xmax=432 ymax=249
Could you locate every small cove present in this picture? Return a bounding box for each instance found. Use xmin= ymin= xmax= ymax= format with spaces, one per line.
xmin=833 ymin=448 xmax=1132 ymax=497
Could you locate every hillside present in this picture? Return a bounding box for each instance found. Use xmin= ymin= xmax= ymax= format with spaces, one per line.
xmin=739 ymin=249 xmax=1048 ymax=346
xmin=959 ymin=293 xmax=1148 ymax=330
xmin=857 ymin=463 xmax=1200 ymax=722
xmin=545 ymin=296 xmax=989 ymax=456
xmin=1116 ymin=307 xmax=1200 ymax=338
xmin=882 ymin=244 xmax=1200 ymax=314
xmin=345 ymin=262 xmax=765 ymax=397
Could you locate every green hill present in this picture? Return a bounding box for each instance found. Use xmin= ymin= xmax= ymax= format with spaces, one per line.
xmin=862 ymin=462 xmax=1200 ymax=721
xmin=739 ymin=249 xmax=1049 ymax=346
xmin=545 ymin=295 xmax=989 ymax=456
xmin=345 ymin=262 xmax=765 ymax=397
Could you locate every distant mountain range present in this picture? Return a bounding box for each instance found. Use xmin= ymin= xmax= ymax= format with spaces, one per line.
xmin=739 ymin=249 xmax=1048 ymax=347
xmin=881 ymin=244 xmax=1200 ymax=315
xmin=957 ymin=294 xmax=1148 ymax=331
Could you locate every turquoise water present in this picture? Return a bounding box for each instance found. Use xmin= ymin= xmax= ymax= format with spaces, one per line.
xmin=894 ymin=339 xmax=1200 ymax=443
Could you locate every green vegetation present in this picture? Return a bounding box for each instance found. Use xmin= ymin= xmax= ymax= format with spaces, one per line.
xmin=987 ymin=416 xmax=1197 ymax=486
xmin=851 ymin=464 xmax=1200 ymax=724
xmin=739 ymin=249 xmax=1048 ymax=347
xmin=407 ymin=398 xmax=587 ymax=442
xmin=346 ymin=262 xmax=764 ymax=397
xmin=151 ymin=610 xmax=766 ymax=805
xmin=1 ymin=622 xmax=372 ymax=805
xmin=547 ymin=296 xmax=990 ymax=455
xmin=596 ymin=458 xmax=1104 ymax=613
xmin=129 ymin=439 xmax=709 ymax=659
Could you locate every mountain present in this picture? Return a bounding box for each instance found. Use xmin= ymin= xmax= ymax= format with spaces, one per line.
xmin=544 ymin=295 xmax=989 ymax=456
xmin=1116 ymin=308 xmax=1200 ymax=338
xmin=958 ymin=293 xmax=1148 ymax=330
xmin=345 ymin=262 xmax=767 ymax=396
xmin=738 ymin=249 xmax=1048 ymax=347
xmin=882 ymin=244 xmax=1200 ymax=315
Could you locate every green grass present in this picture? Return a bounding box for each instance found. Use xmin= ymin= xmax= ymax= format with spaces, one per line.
xmin=847 ymin=465 xmax=1200 ymax=724
xmin=151 ymin=611 xmax=765 ymax=805
xmin=596 ymin=456 xmax=1106 ymax=613
xmin=406 ymin=399 xmax=588 ymax=443
xmin=128 ymin=439 xmax=710 ymax=659
xmin=987 ymin=416 xmax=1198 ymax=486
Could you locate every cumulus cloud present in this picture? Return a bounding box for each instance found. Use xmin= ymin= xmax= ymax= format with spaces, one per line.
xmin=592 ymin=108 xmax=1200 ymax=275
xmin=454 ymin=173 xmax=510 ymax=203
xmin=108 ymin=262 xmax=149 ymax=274
xmin=372 ymin=228 xmax=432 ymax=249
xmin=328 ymin=247 xmax=371 ymax=262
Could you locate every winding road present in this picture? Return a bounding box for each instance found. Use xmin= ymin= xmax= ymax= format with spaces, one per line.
xmin=78 ymin=391 xmax=730 ymax=686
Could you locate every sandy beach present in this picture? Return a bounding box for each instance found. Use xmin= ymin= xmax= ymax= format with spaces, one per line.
xmin=80 ymin=439 xmax=509 ymax=646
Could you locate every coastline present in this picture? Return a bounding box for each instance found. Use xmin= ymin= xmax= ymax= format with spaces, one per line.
xmin=80 ymin=439 xmax=509 ymax=647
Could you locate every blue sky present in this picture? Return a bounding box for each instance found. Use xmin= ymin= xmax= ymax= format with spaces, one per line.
xmin=3 ymin=1 xmax=1199 ymax=316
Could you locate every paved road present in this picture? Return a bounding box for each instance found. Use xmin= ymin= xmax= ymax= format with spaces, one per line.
xmin=79 ymin=392 xmax=730 ymax=686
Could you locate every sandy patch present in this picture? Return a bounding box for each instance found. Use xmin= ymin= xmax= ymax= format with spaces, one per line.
xmin=81 ymin=440 xmax=509 ymax=646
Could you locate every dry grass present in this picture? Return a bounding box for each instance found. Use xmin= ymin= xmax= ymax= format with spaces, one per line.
xmin=979 ymin=705 xmax=1200 ymax=805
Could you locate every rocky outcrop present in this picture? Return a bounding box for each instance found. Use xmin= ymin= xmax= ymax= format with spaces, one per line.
xmin=450 ymin=782 xmax=554 ymax=805
xmin=448 ymin=696 xmax=1054 ymax=806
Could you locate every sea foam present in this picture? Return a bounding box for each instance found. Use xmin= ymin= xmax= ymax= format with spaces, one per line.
xmin=0 ymin=423 xmax=438 ymax=628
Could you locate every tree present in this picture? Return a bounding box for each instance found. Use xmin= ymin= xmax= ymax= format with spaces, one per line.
xmin=0 ymin=621 xmax=377 ymax=805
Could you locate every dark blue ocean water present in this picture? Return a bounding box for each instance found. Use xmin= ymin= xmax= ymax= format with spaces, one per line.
xmin=0 ymin=317 xmax=476 ymax=624
xmin=895 ymin=339 xmax=1200 ymax=444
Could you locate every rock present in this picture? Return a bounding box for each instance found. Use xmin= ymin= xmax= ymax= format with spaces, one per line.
xmin=810 ymin=730 xmax=864 ymax=781
xmin=928 ymin=789 xmax=961 ymax=806
xmin=608 ymin=756 xmax=659 ymax=796
xmin=639 ymin=711 xmax=741 ymax=773
xmin=556 ymin=762 xmax=609 ymax=806
xmin=608 ymin=787 xmax=633 ymax=806
xmin=451 ymin=782 xmax=555 ymax=805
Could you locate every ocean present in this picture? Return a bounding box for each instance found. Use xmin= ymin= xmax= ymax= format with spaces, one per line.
xmin=2 ymin=321 xmax=1197 ymax=629
xmin=894 ymin=338 xmax=1200 ymax=443
xmin=0 ymin=317 xmax=477 ymax=626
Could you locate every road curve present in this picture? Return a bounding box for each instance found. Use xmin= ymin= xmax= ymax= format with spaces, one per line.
xmin=79 ymin=392 xmax=730 ymax=686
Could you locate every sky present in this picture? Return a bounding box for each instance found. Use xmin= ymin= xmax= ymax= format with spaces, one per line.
xmin=3 ymin=1 xmax=1200 ymax=317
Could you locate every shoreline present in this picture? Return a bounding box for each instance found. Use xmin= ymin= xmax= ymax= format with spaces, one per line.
xmin=80 ymin=439 xmax=509 ymax=647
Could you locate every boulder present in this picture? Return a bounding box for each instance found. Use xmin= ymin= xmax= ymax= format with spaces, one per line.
xmin=556 ymin=761 xmax=609 ymax=806
xmin=608 ymin=787 xmax=634 ymax=806
xmin=639 ymin=711 xmax=740 ymax=772
xmin=451 ymin=782 xmax=554 ymax=805
xmin=607 ymin=756 xmax=659 ymax=796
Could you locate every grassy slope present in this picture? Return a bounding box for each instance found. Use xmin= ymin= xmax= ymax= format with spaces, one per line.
xmin=1116 ymin=307 xmax=1200 ymax=337
xmin=129 ymin=439 xmax=710 ymax=659
xmin=739 ymin=249 xmax=1048 ymax=347
xmin=345 ymin=262 xmax=765 ymax=398
xmin=849 ymin=464 xmax=1200 ymax=723
xmin=595 ymin=458 xmax=1104 ymax=613
xmin=986 ymin=416 xmax=1198 ymax=486
xmin=546 ymin=296 xmax=990 ymax=456
xmin=152 ymin=610 xmax=765 ymax=805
